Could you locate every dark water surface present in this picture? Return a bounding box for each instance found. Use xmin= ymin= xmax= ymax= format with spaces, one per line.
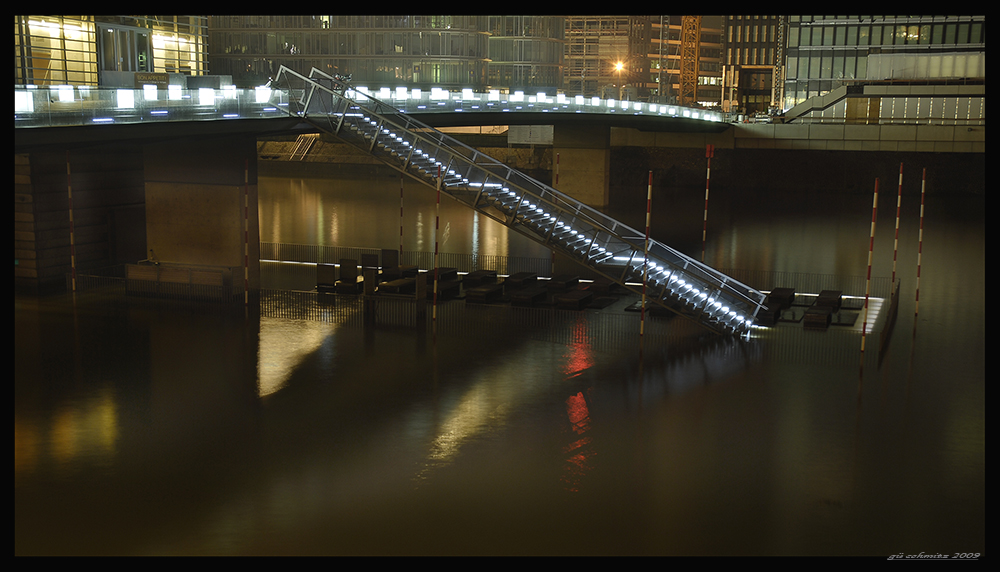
xmin=15 ymin=168 xmax=984 ymax=556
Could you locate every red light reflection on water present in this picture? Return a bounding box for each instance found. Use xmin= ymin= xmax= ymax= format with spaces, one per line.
xmin=561 ymin=317 xmax=594 ymax=379
xmin=562 ymin=391 xmax=595 ymax=492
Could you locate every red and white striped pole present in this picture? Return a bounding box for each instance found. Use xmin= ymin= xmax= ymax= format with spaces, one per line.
xmin=891 ymin=163 xmax=903 ymax=289
xmin=433 ymin=165 xmax=441 ymax=330
xmin=641 ymin=170 xmax=652 ymax=340
xmin=701 ymin=144 xmax=714 ymax=263
xmin=244 ymin=158 xmax=250 ymax=306
xmin=915 ymin=168 xmax=926 ymax=319
xmin=66 ymin=151 xmax=76 ymax=293
xmin=399 ymin=172 xmax=405 ymax=256
xmin=861 ymin=178 xmax=879 ymax=354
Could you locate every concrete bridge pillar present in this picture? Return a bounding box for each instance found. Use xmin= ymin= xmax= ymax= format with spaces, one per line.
xmin=143 ymin=135 xmax=260 ymax=293
xmin=553 ymin=124 xmax=610 ymax=209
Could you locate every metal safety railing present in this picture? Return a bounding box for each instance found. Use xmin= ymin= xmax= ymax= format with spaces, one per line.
xmin=269 ymin=66 xmax=766 ymax=335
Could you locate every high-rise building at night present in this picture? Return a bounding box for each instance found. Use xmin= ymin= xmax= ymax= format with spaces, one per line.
xmin=721 ymin=15 xmax=782 ymax=115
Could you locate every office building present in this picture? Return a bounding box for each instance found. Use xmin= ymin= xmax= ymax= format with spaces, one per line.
xmin=485 ymin=16 xmax=564 ymax=93
xmin=14 ymin=15 xmax=208 ymax=87
xmin=783 ymin=15 xmax=985 ymax=111
xmin=208 ymin=15 xmax=565 ymax=93
xmin=721 ymin=15 xmax=782 ymax=115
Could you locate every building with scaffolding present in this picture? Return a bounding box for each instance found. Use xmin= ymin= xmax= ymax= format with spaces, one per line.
xmin=563 ymin=16 xmax=649 ymax=100
xmin=562 ymin=16 xmax=725 ymax=107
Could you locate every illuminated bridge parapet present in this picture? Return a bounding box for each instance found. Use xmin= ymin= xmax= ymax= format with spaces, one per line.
xmin=14 ymin=84 xmax=724 ymax=130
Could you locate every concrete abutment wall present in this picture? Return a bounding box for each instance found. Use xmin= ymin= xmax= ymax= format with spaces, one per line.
xmin=15 ymin=135 xmax=261 ymax=296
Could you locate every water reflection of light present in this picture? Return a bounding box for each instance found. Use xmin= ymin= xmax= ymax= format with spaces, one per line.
xmin=414 ymin=345 xmax=563 ymax=484
xmin=562 ymin=391 xmax=594 ymax=492
xmin=14 ymin=387 xmax=118 ymax=477
xmin=415 ymin=212 xmax=426 ymax=252
xmin=471 ymin=212 xmax=480 ymax=255
xmin=565 ymin=391 xmax=590 ymax=434
xmin=257 ymin=317 xmax=337 ymax=397
xmin=13 ymin=418 xmax=39 ymax=477
xmin=425 ymin=383 xmax=511 ymax=465
xmin=562 ymin=318 xmax=594 ymax=379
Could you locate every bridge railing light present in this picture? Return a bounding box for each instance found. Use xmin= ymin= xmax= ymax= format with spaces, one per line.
xmin=14 ymin=90 xmax=33 ymax=113
xmin=198 ymin=88 xmax=215 ymax=106
xmin=53 ymin=85 xmax=74 ymax=103
xmin=116 ymin=89 xmax=135 ymax=109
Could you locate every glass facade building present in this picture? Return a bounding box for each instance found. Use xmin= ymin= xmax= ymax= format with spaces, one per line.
xmin=485 ymin=16 xmax=564 ymax=92
xmin=783 ymin=15 xmax=986 ymax=111
xmin=14 ymin=15 xmax=208 ymax=87
xmin=207 ymin=15 xmax=493 ymax=90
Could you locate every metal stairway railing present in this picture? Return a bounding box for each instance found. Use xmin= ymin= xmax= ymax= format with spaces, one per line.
xmin=269 ymin=66 xmax=765 ymax=336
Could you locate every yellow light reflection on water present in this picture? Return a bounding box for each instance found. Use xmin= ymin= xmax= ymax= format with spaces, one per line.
xmin=257 ymin=316 xmax=337 ymax=398
xmin=414 ymin=338 xmax=600 ymax=489
xmin=414 ymin=346 xmax=560 ymax=484
xmin=14 ymin=386 xmax=119 ymax=478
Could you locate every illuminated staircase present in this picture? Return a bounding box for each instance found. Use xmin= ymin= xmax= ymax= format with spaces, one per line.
xmin=269 ymin=66 xmax=765 ymax=336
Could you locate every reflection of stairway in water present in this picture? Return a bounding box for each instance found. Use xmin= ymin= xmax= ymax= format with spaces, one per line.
xmin=288 ymin=133 xmax=319 ymax=160
xmin=270 ymin=66 xmax=765 ymax=336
